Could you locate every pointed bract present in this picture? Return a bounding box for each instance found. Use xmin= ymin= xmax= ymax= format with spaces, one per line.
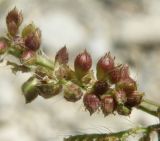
xmin=55 ymin=46 xmax=69 ymax=64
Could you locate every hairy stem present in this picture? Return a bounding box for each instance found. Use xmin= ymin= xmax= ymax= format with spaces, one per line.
xmin=64 ymin=123 xmax=160 ymax=141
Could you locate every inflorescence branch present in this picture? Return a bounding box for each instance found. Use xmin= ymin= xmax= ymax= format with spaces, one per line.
xmin=0 ymin=7 xmax=159 ymax=141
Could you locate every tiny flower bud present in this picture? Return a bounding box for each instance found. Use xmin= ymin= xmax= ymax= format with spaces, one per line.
xmin=55 ymin=46 xmax=68 ymax=64
xmin=114 ymin=90 xmax=127 ymax=105
xmin=20 ymin=50 xmax=36 ymax=65
xmin=22 ymin=77 xmax=39 ymax=103
xmin=83 ymin=93 xmax=101 ymax=115
xmin=101 ymin=95 xmax=115 ymax=116
xmin=22 ymin=24 xmax=41 ymax=50
xmin=38 ymin=82 xmax=62 ymax=99
xmin=96 ymin=52 xmax=115 ymax=80
xmin=126 ymin=91 xmax=143 ymax=107
xmin=64 ymin=82 xmax=83 ymax=102
xmin=117 ymin=105 xmax=131 ymax=116
xmin=94 ymin=80 xmax=109 ymax=96
xmin=0 ymin=38 xmax=8 ymax=54
xmin=74 ymin=50 xmax=92 ymax=79
xmin=6 ymin=7 xmax=23 ymax=36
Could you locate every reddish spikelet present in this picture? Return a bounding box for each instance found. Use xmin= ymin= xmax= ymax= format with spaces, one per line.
xmin=83 ymin=93 xmax=101 ymax=115
xmin=96 ymin=52 xmax=115 ymax=80
xmin=74 ymin=50 xmax=92 ymax=79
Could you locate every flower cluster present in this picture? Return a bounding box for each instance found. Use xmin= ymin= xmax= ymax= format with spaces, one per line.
xmin=0 ymin=8 xmax=144 ymax=117
xmin=83 ymin=53 xmax=143 ymax=116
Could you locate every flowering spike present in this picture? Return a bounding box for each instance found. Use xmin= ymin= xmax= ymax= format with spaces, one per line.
xmin=96 ymin=52 xmax=115 ymax=80
xmin=6 ymin=7 xmax=23 ymax=37
xmin=83 ymin=93 xmax=101 ymax=115
xmin=74 ymin=50 xmax=92 ymax=79
xmin=55 ymin=46 xmax=69 ymax=64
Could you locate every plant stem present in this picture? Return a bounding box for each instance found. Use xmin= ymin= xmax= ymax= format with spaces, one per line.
xmin=64 ymin=123 xmax=160 ymax=141
xmin=8 ymin=46 xmax=55 ymax=70
xmin=137 ymin=98 xmax=160 ymax=117
xmin=35 ymin=55 xmax=54 ymax=70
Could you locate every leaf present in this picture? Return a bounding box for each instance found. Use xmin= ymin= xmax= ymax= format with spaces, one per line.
xmin=55 ymin=46 xmax=68 ymax=64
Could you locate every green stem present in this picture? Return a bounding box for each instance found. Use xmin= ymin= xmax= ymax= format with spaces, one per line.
xmin=64 ymin=123 xmax=160 ymax=141
xmin=8 ymin=46 xmax=55 ymax=70
xmin=35 ymin=55 xmax=54 ymax=70
xmin=137 ymin=98 xmax=160 ymax=117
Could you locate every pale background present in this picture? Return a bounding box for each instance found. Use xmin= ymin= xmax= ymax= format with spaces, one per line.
xmin=0 ymin=0 xmax=159 ymax=141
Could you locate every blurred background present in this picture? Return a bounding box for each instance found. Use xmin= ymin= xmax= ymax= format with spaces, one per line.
xmin=0 ymin=0 xmax=160 ymax=140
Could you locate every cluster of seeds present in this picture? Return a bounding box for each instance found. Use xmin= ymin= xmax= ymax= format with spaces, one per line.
xmin=74 ymin=51 xmax=143 ymax=116
xmin=0 ymin=8 xmax=144 ymax=116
